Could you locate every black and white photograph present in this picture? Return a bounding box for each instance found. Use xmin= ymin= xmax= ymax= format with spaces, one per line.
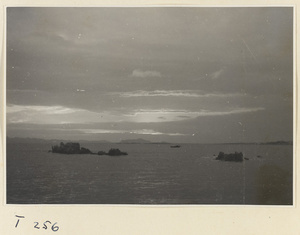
xmin=6 ymin=7 xmax=293 ymax=205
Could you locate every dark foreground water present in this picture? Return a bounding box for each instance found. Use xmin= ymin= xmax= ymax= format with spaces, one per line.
xmin=6 ymin=142 xmax=293 ymax=204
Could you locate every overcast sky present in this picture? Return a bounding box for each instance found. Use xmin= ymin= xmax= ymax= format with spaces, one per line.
xmin=6 ymin=7 xmax=293 ymax=143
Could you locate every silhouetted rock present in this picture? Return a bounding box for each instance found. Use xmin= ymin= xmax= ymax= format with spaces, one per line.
xmin=80 ymin=147 xmax=93 ymax=154
xmin=97 ymin=148 xmax=128 ymax=156
xmin=51 ymin=142 xmax=93 ymax=154
xmin=216 ymin=151 xmax=243 ymax=162
xmin=107 ymin=148 xmax=128 ymax=156
xmin=170 ymin=145 xmax=180 ymax=148
xmin=50 ymin=142 xmax=128 ymax=156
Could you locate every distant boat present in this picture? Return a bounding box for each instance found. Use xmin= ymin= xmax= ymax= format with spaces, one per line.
xmin=170 ymin=145 xmax=181 ymax=148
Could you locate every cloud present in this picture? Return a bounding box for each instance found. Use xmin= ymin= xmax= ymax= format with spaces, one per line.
xmin=130 ymin=129 xmax=184 ymax=136
xmin=6 ymin=105 xmax=114 ymax=124
xmin=7 ymin=104 xmax=265 ymax=125
xmin=117 ymin=90 xmax=243 ymax=98
xmin=79 ymin=129 xmax=127 ymax=134
xmin=7 ymin=105 xmax=77 ymax=115
xmin=130 ymin=69 xmax=162 ymax=78
xmin=80 ymin=128 xmax=185 ymax=136
xmin=124 ymin=109 xmax=198 ymax=122
xmin=124 ymin=107 xmax=265 ymax=123
xmin=201 ymin=107 xmax=265 ymax=116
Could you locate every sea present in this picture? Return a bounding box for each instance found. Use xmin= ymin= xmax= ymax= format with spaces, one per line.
xmin=6 ymin=142 xmax=293 ymax=205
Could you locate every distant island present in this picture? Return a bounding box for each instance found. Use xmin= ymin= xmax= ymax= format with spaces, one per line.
xmin=261 ymin=141 xmax=293 ymax=145
xmin=6 ymin=137 xmax=292 ymax=145
xmin=6 ymin=137 xmax=171 ymax=145
xmin=220 ymin=141 xmax=293 ymax=145
xmin=119 ymin=138 xmax=152 ymax=144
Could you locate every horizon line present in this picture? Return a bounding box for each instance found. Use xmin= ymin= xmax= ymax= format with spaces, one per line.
xmin=6 ymin=136 xmax=293 ymax=145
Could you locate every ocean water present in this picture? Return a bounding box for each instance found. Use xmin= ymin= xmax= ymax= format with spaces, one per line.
xmin=6 ymin=142 xmax=293 ymax=205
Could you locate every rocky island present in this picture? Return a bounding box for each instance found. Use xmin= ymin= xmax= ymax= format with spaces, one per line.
xmin=98 ymin=148 xmax=128 ymax=156
xmin=215 ymin=151 xmax=244 ymax=162
xmin=50 ymin=142 xmax=128 ymax=156
xmin=51 ymin=142 xmax=92 ymax=154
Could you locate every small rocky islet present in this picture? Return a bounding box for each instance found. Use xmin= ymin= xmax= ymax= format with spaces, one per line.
xmin=215 ymin=152 xmax=264 ymax=162
xmin=50 ymin=142 xmax=128 ymax=156
xmin=215 ymin=151 xmax=244 ymax=162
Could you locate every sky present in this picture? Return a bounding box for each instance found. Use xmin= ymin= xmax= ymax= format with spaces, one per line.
xmin=6 ymin=7 xmax=293 ymax=143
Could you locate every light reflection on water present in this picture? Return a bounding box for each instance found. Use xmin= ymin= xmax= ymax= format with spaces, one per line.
xmin=6 ymin=143 xmax=293 ymax=204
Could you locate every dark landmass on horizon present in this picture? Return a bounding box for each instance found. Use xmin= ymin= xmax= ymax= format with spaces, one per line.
xmin=6 ymin=137 xmax=293 ymax=145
